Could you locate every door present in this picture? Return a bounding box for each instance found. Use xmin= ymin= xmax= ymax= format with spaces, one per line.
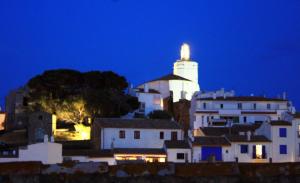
xmin=201 ymin=146 xmax=222 ymax=161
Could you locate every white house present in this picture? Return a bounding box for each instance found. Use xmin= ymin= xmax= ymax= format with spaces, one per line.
xmin=190 ymin=92 xmax=294 ymax=129
xmin=256 ymin=120 xmax=294 ymax=162
xmin=0 ymin=135 xmax=62 ymax=164
xmin=292 ymin=113 xmax=300 ymax=161
xmin=92 ymin=118 xmax=184 ymax=163
xmin=164 ymin=140 xmax=191 ymax=163
xmin=136 ymin=43 xmax=200 ymax=103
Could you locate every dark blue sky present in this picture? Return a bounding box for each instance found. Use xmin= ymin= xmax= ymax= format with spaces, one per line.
xmin=1 ymin=0 xmax=300 ymax=109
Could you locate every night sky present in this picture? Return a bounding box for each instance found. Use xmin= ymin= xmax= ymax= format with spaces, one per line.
xmin=1 ymin=0 xmax=300 ymax=109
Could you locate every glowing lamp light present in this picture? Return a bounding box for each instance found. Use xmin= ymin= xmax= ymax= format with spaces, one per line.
xmin=180 ymin=43 xmax=190 ymax=61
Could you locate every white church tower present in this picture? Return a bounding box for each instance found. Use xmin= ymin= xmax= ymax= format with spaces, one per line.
xmin=173 ymin=43 xmax=200 ymax=90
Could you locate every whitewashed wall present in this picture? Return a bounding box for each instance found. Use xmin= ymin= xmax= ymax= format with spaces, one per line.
xmin=100 ymin=128 xmax=183 ymax=149
xmin=166 ymin=148 xmax=191 ymax=163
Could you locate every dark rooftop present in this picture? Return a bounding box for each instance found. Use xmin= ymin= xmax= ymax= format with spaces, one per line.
xmin=225 ymin=135 xmax=271 ymax=143
xmin=199 ymin=96 xmax=287 ymax=102
xmin=164 ymin=140 xmax=190 ymax=149
xmin=113 ymin=148 xmax=166 ymax=155
xmin=294 ymin=112 xmax=300 ymax=119
xmin=147 ymin=74 xmax=191 ymax=83
xmin=193 ymin=136 xmax=231 ymax=146
xmin=94 ymin=118 xmax=182 ymax=130
xmin=63 ymin=149 xmax=114 ymax=158
xmin=200 ymin=124 xmax=261 ymax=136
xmin=269 ymin=120 xmax=292 ymax=126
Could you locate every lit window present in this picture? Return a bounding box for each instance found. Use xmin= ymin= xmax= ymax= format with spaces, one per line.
xmin=280 ymin=145 xmax=287 ymax=154
xmin=177 ymin=153 xmax=185 ymax=160
xmin=252 ymin=145 xmax=266 ymax=159
xmin=279 ymin=128 xmax=287 ymax=137
xmin=119 ymin=130 xmax=125 ymax=139
xmin=240 ymin=145 xmax=248 ymax=154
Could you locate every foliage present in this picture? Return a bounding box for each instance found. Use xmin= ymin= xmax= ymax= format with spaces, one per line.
xmin=27 ymin=69 xmax=139 ymax=123
xmin=148 ymin=110 xmax=172 ymax=120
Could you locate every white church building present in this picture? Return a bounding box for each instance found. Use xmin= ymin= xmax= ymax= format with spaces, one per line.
xmin=132 ymin=43 xmax=200 ymax=115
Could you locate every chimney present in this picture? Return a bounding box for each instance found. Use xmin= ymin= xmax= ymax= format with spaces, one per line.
xmin=282 ymin=92 xmax=287 ymax=100
xmin=144 ymin=84 xmax=149 ymax=93
xmin=247 ymin=131 xmax=251 ymax=141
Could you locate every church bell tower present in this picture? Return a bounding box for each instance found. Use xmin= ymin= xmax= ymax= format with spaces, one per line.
xmin=173 ymin=43 xmax=199 ymax=85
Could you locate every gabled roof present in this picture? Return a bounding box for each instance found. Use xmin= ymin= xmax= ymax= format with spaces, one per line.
xmin=148 ymin=74 xmax=191 ymax=83
xmin=193 ymin=136 xmax=231 ymax=146
xmin=199 ymin=96 xmax=287 ymax=102
xmin=269 ymin=120 xmax=292 ymax=126
xmin=225 ymin=135 xmax=271 ymax=143
xmin=93 ymin=118 xmax=182 ymax=130
xmin=164 ymin=140 xmax=190 ymax=149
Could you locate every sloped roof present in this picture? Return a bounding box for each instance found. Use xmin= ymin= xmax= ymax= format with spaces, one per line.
xmin=148 ymin=74 xmax=191 ymax=82
xmin=269 ymin=120 xmax=292 ymax=126
xmin=113 ymin=148 xmax=166 ymax=155
xmin=199 ymin=96 xmax=287 ymax=102
xmin=193 ymin=136 xmax=231 ymax=146
xmin=164 ymin=140 xmax=190 ymax=149
xmin=63 ymin=149 xmax=114 ymax=158
xmin=93 ymin=118 xmax=182 ymax=130
xmin=225 ymin=135 xmax=271 ymax=143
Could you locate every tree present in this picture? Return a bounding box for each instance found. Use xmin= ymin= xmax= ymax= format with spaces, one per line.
xmin=27 ymin=69 xmax=139 ymax=123
xmin=148 ymin=110 xmax=172 ymax=120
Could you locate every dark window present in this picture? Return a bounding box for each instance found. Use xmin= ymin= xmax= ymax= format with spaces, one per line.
xmin=267 ymin=104 xmax=271 ymax=109
xmin=220 ymin=104 xmax=224 ymax=109
xmin=134 ymin=131 xmax=140 ymax=139
xmin=203 ymin=103 xmax=206 ymax=109
xmin=238 ymin=103 xmax=242 ymax=109
xmin=177 ymin=153 xmax=185 ymax=160
xmin=240 ymin=145 xmax=248 ymax=153
xmin=253 ymin=103 xmax=257 ymax=110
xmin=119 ymin=130 xmax=125 ymax=139
xmin=211 ymin=116 xmax=214 ymax=119
xmin=160 ymin=131 xmax=164 ymax=139
xmin=171 ymin=131 xmax=178 ymax=140
xmin=38 ymin=115 xmax=43 ymax=120
xmin=280 ymin=145 xmax=287 ymax=154
xmin=279 ymin=128 xmax=287 ymax=137
xmin=243 ymin=116 xmax=247 ymax=123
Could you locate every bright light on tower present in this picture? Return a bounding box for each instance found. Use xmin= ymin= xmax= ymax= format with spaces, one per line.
xmin=180 ymin=43 xmax=190 ymax=61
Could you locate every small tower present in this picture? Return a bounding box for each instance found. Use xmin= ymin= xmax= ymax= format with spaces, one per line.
xmin=173 ymin=43 xmax=199 ymax=87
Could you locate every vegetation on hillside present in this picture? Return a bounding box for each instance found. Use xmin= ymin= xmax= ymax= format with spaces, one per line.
xmin=27 ymin=69 xmax=139 ymax=123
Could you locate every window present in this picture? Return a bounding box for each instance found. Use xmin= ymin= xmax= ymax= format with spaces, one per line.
xmin=171 ymin=131 xmax=178 ymax=140
xmin=252 ymin=145 xmax=266 ymax=159
xmin=279 ymin=128 xmax=287 ymax=137
xmin=139 ymin=103 xmax=145 ymax=112
xmin=134 ymin=131 xmax=140 ymax=139
xmin=160 ymin=131 xmax=164 ymax=139
xmin=220 ymin=104 xmax=224 ymax=109
xmin=203 ymin=103 xmax=206 ymax=109
xmin=240 ymin=145 xmax=248 ymax=154
xmin=280 ymin=145 xmax=287 ymax=154
xmin=38 ymin=115 xmax=43 ymax=120
xmin=243 ymin=116 xmax=247 ymax=123
xmin=119 ymin=130 xmax=125 ymax=139
xmin=238 ymin=103 xmax=242 ymax=109
xmin=177 ymin=153 xmax=185 ymax=160
xmin=267 ymin=104 xmax=271 ymax=109
xmin=253 ymin=103 xmax=257 ymax=110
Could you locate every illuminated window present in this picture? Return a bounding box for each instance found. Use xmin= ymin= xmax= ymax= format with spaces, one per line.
xmin=279 ymin=128 xmax=287 ymax=137
xmin=252 ymin=145 xmax=266 ymax=159
xmin=240 ymin=145 xmax=248 ymax=154
xmin=119 ymin=130 xmax=125 ymax=139
xmin=134 ymin=131 xmax=140 ymax=139
xmin=160 ymin=131 xmax=164 ymax=139
xmin=280 ymin=145 xmax=287 ymax=154
xmin=177 ymin=153 xmax=185 ymax=160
